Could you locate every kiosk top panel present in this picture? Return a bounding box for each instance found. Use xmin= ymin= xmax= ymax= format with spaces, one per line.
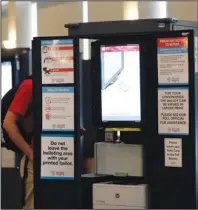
xmin=65 ymin=18 xmax=198 ymax=38
xmin=65 ymin=18 xmax=175 ymax=38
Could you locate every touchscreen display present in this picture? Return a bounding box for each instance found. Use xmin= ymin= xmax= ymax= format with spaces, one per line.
xmin=1 ymin=62 xmax=12 ymax=98
xmin=100 ymin=44 xmax=141 ymax=122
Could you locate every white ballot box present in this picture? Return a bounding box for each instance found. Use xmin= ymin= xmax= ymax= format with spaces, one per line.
xmin=94 ymin=142 xmax=143 ymax=177
xmin=93 ymin=182 xmax=147 ymax=209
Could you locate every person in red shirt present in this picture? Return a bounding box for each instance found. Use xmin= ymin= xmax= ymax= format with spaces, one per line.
xmin=3 ymin=77 xmax=87 ymax=209
xmin=3 ymin=78 xmax=34 ymax=209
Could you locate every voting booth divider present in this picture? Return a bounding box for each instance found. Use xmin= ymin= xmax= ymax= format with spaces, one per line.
xmin=32 ymin=27 xmax=197 ymax=208
xmin=32 ymin=37 xmax=82 ymax=209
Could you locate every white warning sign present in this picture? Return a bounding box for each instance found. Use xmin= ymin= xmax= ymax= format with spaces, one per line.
xmin=41 ymin=134 xmax=74 ymax=180
xmin=164 ymin=138 xmax=182 ymax=167
xmin=158 ymin=88 xmax=189 ymax=135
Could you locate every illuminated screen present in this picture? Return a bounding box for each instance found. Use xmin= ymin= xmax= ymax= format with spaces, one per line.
xmin=1 ymin=62 xmax=12 ymax=98
xmin=101 ymin=44 xmax=141 ymax=122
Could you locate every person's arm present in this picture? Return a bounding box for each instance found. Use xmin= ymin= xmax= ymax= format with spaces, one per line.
xmin=3 ymin=111 xmax=33 ymax=161
xmin=3 ymin=83 xmax=33 ymax=161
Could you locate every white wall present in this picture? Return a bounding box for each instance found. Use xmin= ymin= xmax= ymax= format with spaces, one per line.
xmin=123 ymin=1 xmax=139 ymax=20
xmin=2 ymin=16 xmax=8 ymax=41
xmin=37 ymin=2 xmax=81 ymax=36
xmin=88 ymin=1 xmax=123 ymax=22
xmin=167 ymin=1 xmax=198 ymax=21
xmin=138 ymin=1 xmax=167 ymax=19
xmin=3 ymin=1 xmax=198 ymax=40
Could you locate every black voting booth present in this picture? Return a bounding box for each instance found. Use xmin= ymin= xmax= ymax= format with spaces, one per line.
xmin=32 ymin=18 xmax=198 ymax=209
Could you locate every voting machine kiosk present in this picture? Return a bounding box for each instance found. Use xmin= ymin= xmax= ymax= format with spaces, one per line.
xmin=32 ymin=18 xmax=198 ymax=209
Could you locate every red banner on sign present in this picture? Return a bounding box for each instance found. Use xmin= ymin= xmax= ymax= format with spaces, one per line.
xmin=47 ymin=46 xmax=73 ymax=51
xmin=157 ymin=37 xmax=188 ymax=48
xmin=51 ymin=56 xmax=73 ymax=61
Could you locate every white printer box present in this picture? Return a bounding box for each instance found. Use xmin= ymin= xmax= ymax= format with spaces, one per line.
xmin=94 ymin=142 xmax=143 ymax=177
xmin=93 ymin=182 xmax=147 ymax=209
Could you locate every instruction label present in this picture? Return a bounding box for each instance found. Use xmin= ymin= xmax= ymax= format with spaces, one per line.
xmin=157 ymin=37 xmax=188 ymax=85
xmin=158 ymin=88 xmax=189 ymax=135
xmin=164 ymin=138 xmax=182 ymax=167
xmin=41 ymin=39 xmax=74 ymax=84
xmin=42 ymin=87 xmax=74 ymax=131
xmin=41 ymin=134 xmax=74 ymax=179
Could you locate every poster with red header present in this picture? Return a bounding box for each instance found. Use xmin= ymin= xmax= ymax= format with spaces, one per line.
xmin=157 ymin=37 xmax=189 ymax=85
xmin=41 ymin=39 xmax=74 ymax=84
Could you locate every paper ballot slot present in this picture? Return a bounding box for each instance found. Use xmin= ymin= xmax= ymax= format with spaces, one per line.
xmin=94 ymin=142 xmax=143 ymax=177
xmin=93 ymin=182 xmax=147 ymax=209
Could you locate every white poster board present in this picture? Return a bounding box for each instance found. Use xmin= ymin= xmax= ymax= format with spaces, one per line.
xmin=158 ymin=88 xmax=189 ymax=135
xmin=164 ymin=138 xmax=182 ymax=167
xmin=41 ymin=39 xmax=74 ymax=84
xmin=157 ymin=37 xmax=188 ymax=85
xmin=41 ymin=134 xmax=74 ymax=180
xmin=42 ymin=87 xmax=74 ymax=131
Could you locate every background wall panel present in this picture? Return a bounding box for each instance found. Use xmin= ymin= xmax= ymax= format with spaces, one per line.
xmin=88 ymin=1 xmax=123 ymax=22
xmin=2 ymin=16 xmax=8 ymax=41
xmin=167 ymin=1 xmax=198 ymax=21
xmin=37 ymin=2 xmax=81 ymax=36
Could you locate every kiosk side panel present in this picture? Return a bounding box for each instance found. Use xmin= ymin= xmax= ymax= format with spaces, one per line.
xmin=147 ymin=30 xmax=196 ymax=208
xmin=173 ymin=23 xmax=198 ymax=206
xmin=32 ymin=37 xmax=81 ymax=209
xmin=194 ymin=34 xmax=198 ymax=208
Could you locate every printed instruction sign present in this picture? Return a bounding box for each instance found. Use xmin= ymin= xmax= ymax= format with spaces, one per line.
xmin=164 ymin=138 xmax=182 ymax=167
xmin=158 ymin=88 xmax=189 ymax=135
xmin=157 ymin=37 xmax=189 ymax=85
xmin=42 ymin=87 xmax=74 ymax=131
xmin=41 ymin=39 xmax=74 ymax=84
xmin=41 ymin=134 xmax=74 ymax=180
